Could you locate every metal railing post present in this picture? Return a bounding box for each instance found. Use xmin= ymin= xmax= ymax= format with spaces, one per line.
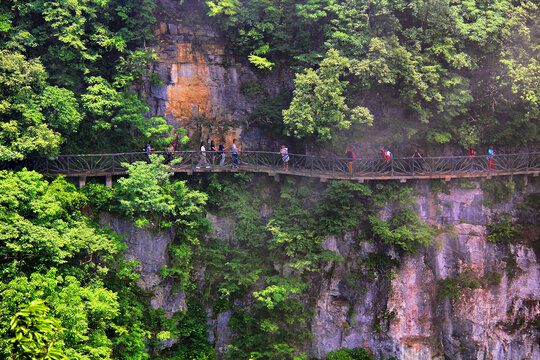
xmin=310 ymin=156 xmax=314 ymax=177
xmin=67 ymin=157 xmax=70 ymax=175
xmin=191 ymin=152 xmax=194 ymax=170
xmin=391 ymin=159 xmax=394 ymax=177
xmin=112 ymin=155 xmax=115 ymax=173
xmin=90 ymin=156 xmax=93 ymax=174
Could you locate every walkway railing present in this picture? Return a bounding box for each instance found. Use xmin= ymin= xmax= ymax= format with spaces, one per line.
xmin=28 ymin=151 xmax=540 ymax=180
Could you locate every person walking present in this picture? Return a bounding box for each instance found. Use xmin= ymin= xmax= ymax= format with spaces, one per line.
xmin=411 ymin=146 xmax=423 ymax=172
xmin=468 ymin=145 xmax=476 ymax=160
xmin=145 ymin=142 xmax=153 ymax=155
xmin=198 ymin=142 xmax=209 ymax=168
xmin=210 ymin=140 xmax=217 ymax=165
xmin=232 ymin=138 xmax=241 ymax=167
xmin=280 ymin=145 xmax=289 ymax=171
xmin=145 ymin=142 xmax=153 ymax=163
xmin=346 ymin=146 xmax=355 ymax=174
xmin=218 ymin=141 xmax=228 ymax=166
xmin=167 ymin=142 xmax=175 ymax=165
xmin=486 ymin=145 xmax=494 ymax=170
xmin=383 ymin=147 xmax=392 ymax=162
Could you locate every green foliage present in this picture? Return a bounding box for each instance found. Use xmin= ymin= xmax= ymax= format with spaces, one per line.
xmin=0 ymin=170 xmax=117 ymax=276
xmin=192 ymin=176 xmax=434 ymax=359
xmin=114 ymin=156 xmax=210 ymax=288
xmin=497 ymin=2 xmax=540 ymax=120
xmin=229 ymin=300 xmax=312 ymax=360
xmin=487 ymin=213 xmax=521 ymax=244
xmin=484 ymin=272 xmax=502 ymax=286
xmin=283 ymin=49 xmax=373 ymax=141
xmin=253 ymin=276 xmax=308 ymax=310
xmin=0 ymin=50 xmax=61 ymax=160
xmin=77 ymin=76 xmax=171 ymax=152
xmin=503 ymin=256 xmax=522 ymax=280
xmin=80 ymin=182 xmax=115 ymax=214
xmin=115 ymin=155 xmax=209 ymax=230
xmin=439 ymin=271 xmax=483 ymax=300
xmin=0 ymin=0 xmax=165 ymax=155
xmin=206 ymin=0 xmax=326 ymax=69
xmin=315 ymin=181 xmax=372 ymax=235
xmin=369 ymin=208 xmax=436 ymax=254
xmin=9 ymin=300 xmax=67 ymax=360
xmin=247 ymin=91 xmax=291 ymax=135
xmin=325 ymin=347 xmax=376 ymax=360
xmin=201 ymin=238 xmax=266 ymax=306
xmin=249 ymin=54 xmax=275 ymax=70
xmin=158 ymin=296 xmax=215 ymax=360
xmin=40 ymin=86 xmax=82 ymax=135
xmin=206 ymin=0 xmax=540 ymax=148
xmin=115 ymin=155 xmax=176 ymax=227
xmin=481 ymin=179 xmax=516 ymax=207
xmin=359 ymin=253 xmax=400 ymax=281
xmin=0 ymin=169 xmax=160 ymax=359
xmin=241 ymin=80 xmax=268 ymax=98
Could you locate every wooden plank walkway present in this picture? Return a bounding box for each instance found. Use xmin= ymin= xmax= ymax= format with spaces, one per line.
xmin=28 ymin=151 xmax=540 ymax=184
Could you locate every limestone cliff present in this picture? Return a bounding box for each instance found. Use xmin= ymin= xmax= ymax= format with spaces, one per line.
xmin=147 ymin=1 xmax=290 ymax=149
xmin=102 ymin=175 xmax=538 ymax=359
xmin=311 ymin=179 xmax=539 ymax=360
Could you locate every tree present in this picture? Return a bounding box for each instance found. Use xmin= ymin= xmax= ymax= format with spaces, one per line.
xmin=115 ymin=155 xmax=175 ymax=227
xmin=39 ymin=86 xmax=82 ymax=135
xmin=115 ymin=155 xmax=209 ymax=229
xmin=0 ymin=169 xmax=157 ymax=359
xmin=77 ymin=76 xmax=171 ymax=152
xmin=9 ymin=300 xmax=67 ymax=360
xmin=283 ymin=49 xmax=373 ymax=141
xmin=0 ymin=50 xmax=61 ymax=160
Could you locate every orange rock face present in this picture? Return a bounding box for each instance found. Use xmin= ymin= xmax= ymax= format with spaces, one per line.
xmin=152 ymin=23 xmax=255 ymax=148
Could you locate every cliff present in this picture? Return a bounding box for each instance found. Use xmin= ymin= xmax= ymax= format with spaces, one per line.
xmin=311 ymin=179 xmax=539 ymax=359
xmin=146 ymin=0 xmax=291 ymax=149
xmin=101 ymin=175 xmax=539 ymax=360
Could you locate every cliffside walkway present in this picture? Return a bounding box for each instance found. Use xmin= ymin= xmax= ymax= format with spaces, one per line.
xmin=28 ymin=151 xmax=540 ymax=185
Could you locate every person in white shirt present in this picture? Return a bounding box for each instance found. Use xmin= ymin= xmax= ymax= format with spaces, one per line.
xmin=232 ymin=138 xmax=241 ymax=167
xmin=198 ymin=142 xmax=209 ymax=168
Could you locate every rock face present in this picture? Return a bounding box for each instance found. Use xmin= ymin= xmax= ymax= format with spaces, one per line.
xmin=309 ymin=180 xmax=539 ymax=360
xmin=100 ymin=177 xmax=539 ymax=359
xmin=99 ymin=213 xmax=186 ymax=315
xmin=148 ymin=2 xmax=290 ymax=149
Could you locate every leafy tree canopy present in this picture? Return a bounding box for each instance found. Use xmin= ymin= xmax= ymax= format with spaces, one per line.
xmin=207 ymin=0 xmax=540 ymax=148
xmin=283 ymin=49 xmax=373 ymax=141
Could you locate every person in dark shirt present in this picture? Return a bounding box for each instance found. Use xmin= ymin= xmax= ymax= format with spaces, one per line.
xmin=411 ymin=146 xmax=424 ymax=172
xmin=218 ymin=141 xmax=228 ymax=166
xmin=345 ymin=146 xmax=355 ymax=174
xmin=210 ymin=140 xmax=217 ymax=165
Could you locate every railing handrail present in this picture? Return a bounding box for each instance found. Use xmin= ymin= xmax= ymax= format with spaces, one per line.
xmin=30 ymin=150 xmax=540 ymax=180
xmin=46 ymin=150 xmax=540 ymax=161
